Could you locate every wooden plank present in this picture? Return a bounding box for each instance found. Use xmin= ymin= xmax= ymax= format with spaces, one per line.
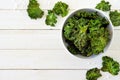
xmin=0 ymin=30 xmax=119 ymax=50
xmin=15 ymin=0 xmax=93 ymax=10
xmin=111 ymin=30 xmax=120 ymax=50
xmin=0 ymin=0 xmax=16 ymax=9
xmin=0 ymin=10 xmax=119 ymax=29
xmin=0 ymin=30 xmax=62 ymax=50
xmin=0 ymin=50 xmax=119 ymax=69
xmin=0 ymin=70 xmax=86 ymax=80
xmin=1 ymin=0 xmax=120 ymax=9
xmin=0 ymin=70 xmax=120 ymax=80
xmin=0 ymin=10 xmax=68 ymax=29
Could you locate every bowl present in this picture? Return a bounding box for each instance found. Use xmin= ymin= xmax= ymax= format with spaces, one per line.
xmin=61 ymin=8 xmax=113 ymax=59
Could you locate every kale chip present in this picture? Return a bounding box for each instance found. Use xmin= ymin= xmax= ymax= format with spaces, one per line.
xmin=101 ymin=56 xmax=120 ymax=75
xmin=95 ymin=0 xmax=111 ymax=11
xmin=86 ymin=68 xmax=102 ymax=80
xmin=109 ymin=10 xmax=120 ymax=26
xmin=45 ymin=10 xmax=57 ymax=26
xmin=53 ymin=1 xmax=69 ymax=17
xmin=27 ymin=0 xmax=44 ymax=19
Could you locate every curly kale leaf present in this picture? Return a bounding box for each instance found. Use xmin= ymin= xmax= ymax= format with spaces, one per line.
xmin=53 ymin=1 xmax=69 ymax=17
xmin=74 ymin=11 xmax=98 ymax=19
xmin=27 ymin=0 xmax=44 ymax=19
xmin=63 ymin=17 xmax=78 ymax=41
xmin=86 ymin=68 xmax=102 ymax=80
xmin=101 ymin=56 xmax=120 ymax=75
xmin=109 ymin=10 xmax=120 ymax=26
xmin=88 ymin=27 xmax=109 ymax=55
xmin=73 ymin=25 xmax=89 ymax=56
xmin=45 ymin=10 xmax=57 ymax=26
xmin=63 ymin=11 xmax=110 ymax=57
xmin=67 ymin=41 xmax=80 ymax=55
xmin=95 ymin=0 xmax=111 ymax=11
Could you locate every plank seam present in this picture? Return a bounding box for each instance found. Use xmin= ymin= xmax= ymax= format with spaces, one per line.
xmin=0 ymin=69 xmax=88 ymax=70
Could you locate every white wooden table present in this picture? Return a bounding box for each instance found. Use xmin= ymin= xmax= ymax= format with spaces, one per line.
xmin=0 ymin=0 xmax=120 ymax=80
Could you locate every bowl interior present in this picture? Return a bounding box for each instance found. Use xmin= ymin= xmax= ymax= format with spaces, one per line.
xmin=62 ymin=8 xmax=113 ymax=59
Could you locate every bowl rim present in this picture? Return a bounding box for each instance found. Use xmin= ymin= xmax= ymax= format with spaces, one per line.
xmin=61 ymin=8 xmax=114 ymax=59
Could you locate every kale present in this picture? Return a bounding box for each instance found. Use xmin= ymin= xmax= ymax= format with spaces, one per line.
xmin=86 ymin=56 xmax=120 ymax=80
xmin=109 ymin=10 xmax=120 ymax=26
xmin=88 ymin=27 xmax=109 ymax=55
xmin=45 ymin=1 xmax=69 ymax=26
xmin=63 ymin=11 xmax=110 ymax=57
xmin=53 ymin=1 xmax=69 ymax=17
xmin=95 ymin=0 xmax=111 ymax=11
xmin=27 ymin=0 xmax=44 ymax=19
xmin=86 ymin=68 xmax=102 ymax=80
xmin=101 ymin=56 xmax=120 ymax=75
xmin=66 ymin=40 xmax=80 ymax=55
xmin=45 ymin=10 xmax=57 ymax=26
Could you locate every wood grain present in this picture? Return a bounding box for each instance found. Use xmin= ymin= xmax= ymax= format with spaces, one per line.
xmin=0 ymin=10 xmax=119 ymax=29
xmin=0 ymin=10 xmax=67 ymax=29
xmin=0 ymin=50 xmax=119 ymax=69
xmin=0 ymin=30 xmax=119 ymax=50
xmin=0 ymin=70 xmax=120 ymax=80
xmin=0 ymin=0 xmax=119 ymax=79
xmin=0 ymin=0 xmax=120 ymax=9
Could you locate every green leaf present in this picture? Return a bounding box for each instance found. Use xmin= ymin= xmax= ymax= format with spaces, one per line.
xmin=27 ymin=0 xmax=44 ymax=19
xmin=86 ymin=68 xmax=102 ymax=80
xmin=101 ymin=56 xmax=120 ymax=75
xmin=53 ymin=1 xmax=69 ymax=17
xmin=109 ymin=10 xmax=120 ymax=26
xmin=96 ymin=0 xmax=111 ymax=11
xmin=45 ymin=10 xmax=57 ymax=26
